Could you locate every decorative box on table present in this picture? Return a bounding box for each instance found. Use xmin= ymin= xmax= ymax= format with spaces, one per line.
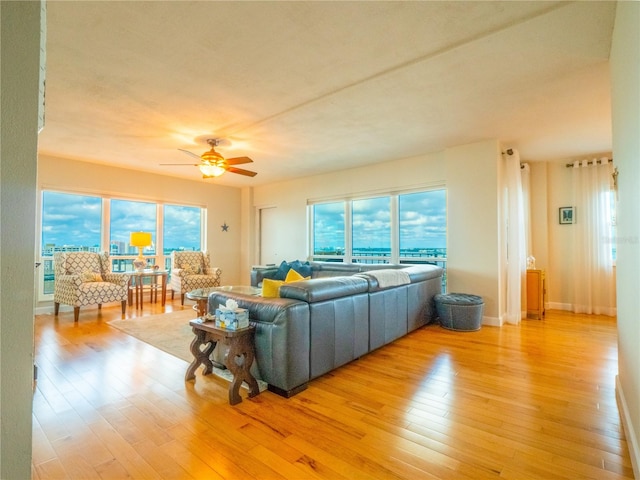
xmin=215 ymin=299 xmax=249 ymax=330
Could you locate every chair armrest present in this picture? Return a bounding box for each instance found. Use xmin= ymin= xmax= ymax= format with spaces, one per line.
xmin=172 ymin=268 xmax=185 ymax=278
xmin=57 ymin=274 xmax=83 ymax=288
xmin=103 ymin=272 xmax=131 ymax=286
xmin=205 ymin=266 xmax=222 ymax=277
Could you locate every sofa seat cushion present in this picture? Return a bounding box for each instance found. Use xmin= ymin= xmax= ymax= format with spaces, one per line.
xmin=280 ymin=276 xmax=369 ymax=303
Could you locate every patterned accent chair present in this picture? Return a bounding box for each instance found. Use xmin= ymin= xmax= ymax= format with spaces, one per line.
xmin=54 ymin=251 xmax=131 ymax=322
xmin=169 ymin=251 xmax=222 ymax=305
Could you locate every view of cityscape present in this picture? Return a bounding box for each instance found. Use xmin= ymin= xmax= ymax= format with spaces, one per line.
xmin=40 ymin=191 xmax=203 ymax=295
xmin=40 ymin=189 xmax=449 ymax=295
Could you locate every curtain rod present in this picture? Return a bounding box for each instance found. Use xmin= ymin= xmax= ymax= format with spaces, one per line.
xmin=565 ymin=158 xmax=613 ymax=168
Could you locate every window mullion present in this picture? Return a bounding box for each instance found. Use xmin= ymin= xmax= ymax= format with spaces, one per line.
xmin=156 ymin=203 xmax=163 ymax=267
xmin=102 ymin=198 xmax=110 ymax=254
xmin=345 ymin=201 xmax=352 ymax=263
xmin=390 ymin=195 xmax=399 ymax=264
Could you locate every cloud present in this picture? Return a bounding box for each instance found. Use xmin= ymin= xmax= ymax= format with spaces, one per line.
xmin=313 ymin=189 xmax=447 ymax=252
xmin=42 ymin=192 xmax=202 ymax=253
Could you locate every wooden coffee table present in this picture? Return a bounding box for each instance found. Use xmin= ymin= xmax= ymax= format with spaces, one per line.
xmin=185 ymin=318 xmax=260 ymax=405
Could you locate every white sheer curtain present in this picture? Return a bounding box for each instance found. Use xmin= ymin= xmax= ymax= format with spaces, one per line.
xmin=505 ymin=149 xmax=527 ymax=325
xmin=571 ymin=159 xmax=616 ymax=315
xmin=520 ymin=163 xmax=532 ymax=258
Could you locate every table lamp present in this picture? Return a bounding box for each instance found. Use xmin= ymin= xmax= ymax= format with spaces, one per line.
xmin=130 ymin=231 xmax=152 ymax=271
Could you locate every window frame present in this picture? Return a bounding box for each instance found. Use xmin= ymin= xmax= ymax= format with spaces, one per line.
xmin=38 ymin=189 xmax=206 ymax=301
xmin=309 ymin=186 xmax=447 ymax=269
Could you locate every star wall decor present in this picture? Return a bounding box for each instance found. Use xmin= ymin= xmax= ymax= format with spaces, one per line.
xmin=221 ymin=222 xmax=229 ymax=232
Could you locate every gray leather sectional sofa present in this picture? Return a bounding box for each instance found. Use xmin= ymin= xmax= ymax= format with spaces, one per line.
xmin=207 ymin=262 xmax=443 ymax=397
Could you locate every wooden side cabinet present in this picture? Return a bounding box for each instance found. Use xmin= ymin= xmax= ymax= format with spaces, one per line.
xmin=526 ymin=269 xmax=546 ymax=320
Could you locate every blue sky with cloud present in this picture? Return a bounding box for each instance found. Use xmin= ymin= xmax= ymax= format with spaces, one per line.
xmin=42 ymin=192 xmax=201 ymax=252
xmin=314 ymin=190 xmax=446 ymax=251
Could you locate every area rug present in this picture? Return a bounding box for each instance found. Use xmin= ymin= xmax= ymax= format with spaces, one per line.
xmin=108 ymin=310 xmax=267 ymax=392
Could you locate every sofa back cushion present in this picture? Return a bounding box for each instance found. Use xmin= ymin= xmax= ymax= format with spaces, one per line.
xmin=279 ymin=276 xmax=369 ymax=303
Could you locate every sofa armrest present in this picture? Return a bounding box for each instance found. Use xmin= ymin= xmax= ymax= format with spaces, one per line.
xmin=207 ymin=292 xmax=310 ymax=394
xmin=250 ymin=267 xmax=279 ymax=287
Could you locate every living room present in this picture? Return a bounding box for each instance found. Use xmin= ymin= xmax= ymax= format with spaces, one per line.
xmin=3 ymin=2 xmax=640 ymax=479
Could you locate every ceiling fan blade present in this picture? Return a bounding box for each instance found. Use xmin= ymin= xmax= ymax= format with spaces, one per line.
xmin=178 ymin=148 xmax=203 ymax=160
xmin=227 ymin=166 xmax=257 ymax=177
xmin=159 ymin=163 xmax=201 ymax=166
xmin=225 ymin=156 xmax=253 ymax=165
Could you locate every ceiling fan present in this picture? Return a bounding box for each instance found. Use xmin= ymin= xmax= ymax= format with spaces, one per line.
xmin=161 ymin=138 xmax=257 ymax=178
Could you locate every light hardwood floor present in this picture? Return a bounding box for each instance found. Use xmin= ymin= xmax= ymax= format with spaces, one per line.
xmin=32 ymin=301 xmax=634 ymax=479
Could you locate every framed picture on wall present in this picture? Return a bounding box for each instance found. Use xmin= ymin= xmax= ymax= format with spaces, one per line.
xmin=559 ymin=206 xmax=575 ymax=224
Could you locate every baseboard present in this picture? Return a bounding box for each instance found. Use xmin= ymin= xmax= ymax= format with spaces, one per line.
xmin=547 ymin=302 xmax=573 ymax=311
xmin=34 ymin=303 xmax=125 ymax=316
xmin=35 ymin=305 xmax=51 ymax=315
xmin=546 ymin=302 xmax=617 ymax=316
xmin=616 ymin=375 xmax=640 ymax=479
xmin=482 ymin=315 xmax=502 ymax=327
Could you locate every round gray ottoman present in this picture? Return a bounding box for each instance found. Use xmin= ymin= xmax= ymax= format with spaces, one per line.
xmin=435 ymin=293 xmax=484 ymax=331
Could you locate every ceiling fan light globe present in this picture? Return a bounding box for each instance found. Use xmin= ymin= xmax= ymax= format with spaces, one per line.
xmin=199 ymin=164 xmax=225 ymax=177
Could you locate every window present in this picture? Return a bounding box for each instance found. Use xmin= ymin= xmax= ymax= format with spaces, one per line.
xmin=352 ymin=196 xmax=391 ymax=263
xmin=39 ymin=190 xmax=205 ymax=299
xmin=399 ymin=190 xmax=447 ymax=263
xmin=41 ymin=191 xmax=103 ymax=294
xmin=164 ymin=204 xmax=202 ymax=270
xmin=312 ymin=202 xmax=345 ymax=259
xmin=310 ymin=187 xmax=447 ymax=270
xmin=110 ymin=199 xmax=157 ymax=271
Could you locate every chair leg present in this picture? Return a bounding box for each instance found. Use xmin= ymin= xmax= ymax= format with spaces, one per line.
xmin=54 ymin=302 xmax=59 ymax=316
xmin=181 ymin=293 xmax=185 ymax=305
xmin=171 ymin=290 xmax=175 ymax=300
xmin=121 ymin=300 xmax=127 ymax=315
xmin=73 ymin=307 xmax=80 ymax=322
xmin=98 ymin=304 xmax=102 ymax=310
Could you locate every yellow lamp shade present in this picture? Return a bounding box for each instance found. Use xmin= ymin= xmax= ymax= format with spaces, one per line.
xmin=130 ymin=231 xmax=152 ymax=247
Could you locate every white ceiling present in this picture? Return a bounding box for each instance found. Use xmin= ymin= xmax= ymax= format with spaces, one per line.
xmin=38 ymin=1 xmax=617 ymax=187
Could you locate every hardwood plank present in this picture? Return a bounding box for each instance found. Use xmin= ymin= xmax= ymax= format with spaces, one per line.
xmin=87 ymin=416 xmax=163 ymax=480
xmin=32 ymin=303 xmax=634 ymax=479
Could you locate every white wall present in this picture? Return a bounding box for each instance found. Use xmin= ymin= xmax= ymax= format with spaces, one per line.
xmin=37 ymin=156 xmax=246 ymax=290
xmin=446 ymin=140 xmax=502 ymax=324
xmin=611 ymin=1 xmax=640 ymax=477
xmin=546 ymin=162 xmax=575 ymax=310
xmin=250 ymin=149 xmax=446 ymax=262
xmin=247 ymin=139 xmax=505 ymax=321
xmin=0 ymin=2 xmax=42 ymax=477
xmin=528 ymin=162 xmax=549 ymax=273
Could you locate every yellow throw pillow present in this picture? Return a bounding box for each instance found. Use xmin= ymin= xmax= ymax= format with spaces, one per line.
xmin=81 ymin=270 xmax=103 ymax=282
xmin=262 ymin=278 xmax=284 ymax=298
xmin=181 ymin=264 xmax=201 ymax=275
xmin=285 ymin=268 xmax=308 ymax=282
